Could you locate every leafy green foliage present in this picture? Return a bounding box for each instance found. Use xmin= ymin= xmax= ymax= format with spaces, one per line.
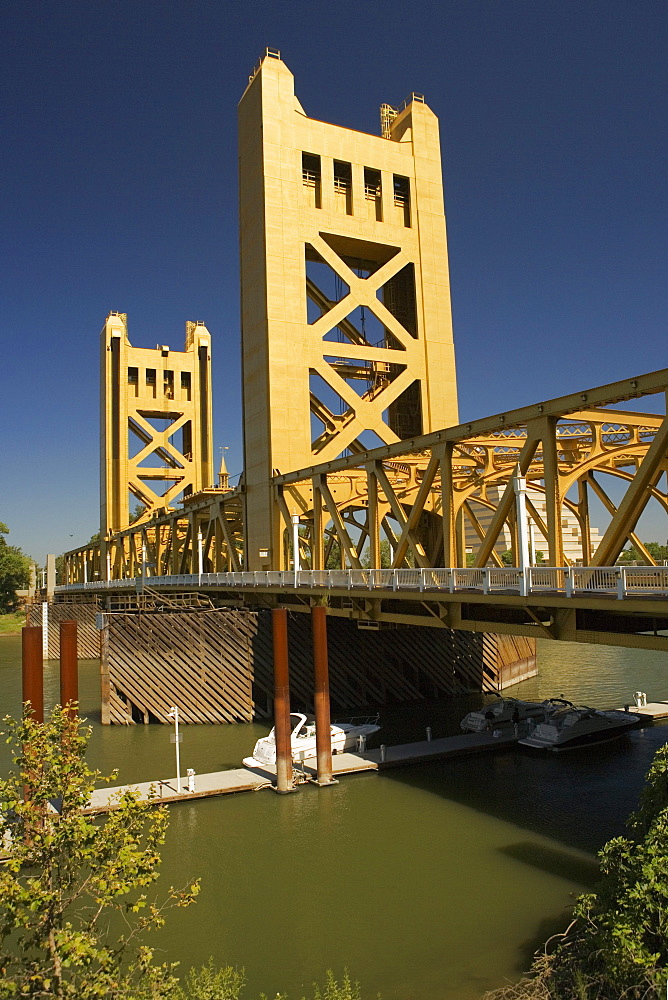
xmin=0 ymin=613 xmax=26 ymax=635
xmin=618 ymin=542 xmax=668 ymax=564
xmin=0 ymin=707 xmax=199 ymax=999
xmin=326 ymin=539 xmax=342 ymax=570
xmin=361 ymin=540 xmax=392 ymax=568
xmin=175 ymin=960 xmax=245 ymax=1000
xmin=0 ymin=522 xmax=31 ymax=613
xmin=172 ymin=966 xmax=362 ymax=1000
xmin=310 ymin=970 xmax=362 ymax=1000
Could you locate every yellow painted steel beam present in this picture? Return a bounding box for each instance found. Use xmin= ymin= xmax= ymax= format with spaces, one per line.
xmin=592 ymin=414 xmax=668 ymax=566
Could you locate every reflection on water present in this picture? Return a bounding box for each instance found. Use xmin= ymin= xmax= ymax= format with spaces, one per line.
xmin=1 ymin=634 xmax=667 ymax=999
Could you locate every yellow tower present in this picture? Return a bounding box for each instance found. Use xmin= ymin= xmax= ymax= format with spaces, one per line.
xmin=100 ymin=312 xmax=213 ymax=543
xmin=239 ymin=50 xmax=458 ymax=569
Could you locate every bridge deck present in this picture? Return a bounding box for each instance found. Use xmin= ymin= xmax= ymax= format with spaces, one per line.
xmin=83 ymin=730 xmax=519 ymax=813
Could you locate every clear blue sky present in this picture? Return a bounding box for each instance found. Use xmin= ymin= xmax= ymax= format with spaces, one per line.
xmin=2 ymin=0 xmax=667 ymax=561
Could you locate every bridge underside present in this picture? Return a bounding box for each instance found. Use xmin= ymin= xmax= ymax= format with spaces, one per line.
xmin=57 ymin=575 xmax=668 ymax=652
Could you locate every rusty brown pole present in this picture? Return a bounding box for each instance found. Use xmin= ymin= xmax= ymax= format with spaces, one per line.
xmin=59 ymin=621 xmax=78 ymax=718
xmin=22 ymin=626 xmax=44 ymax=723
xmin=272 ymin=608 xmax=294 ymax=793
xmin=312 ymin=604 xmax=336 ymax=786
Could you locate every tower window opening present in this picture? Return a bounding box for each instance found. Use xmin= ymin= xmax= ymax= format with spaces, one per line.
xmin=333 ymin=160 xmax=353 ymax=215
xmin=302 ymin=153 xmax=321 ymax=208
xmin=393 ymin=175 xmax=411 ymax=227
xmin=145 ymin=369 xmax=156 ymax=385
xmin=364 ymin=167 xmax=382 ymax=221
xmin=164 ymin=370 xmax=174 ymax=399
xmin=127 ymin=366 xmax=138 ymax=384
xmin=181 ymin=372 xmax=191 ymax=389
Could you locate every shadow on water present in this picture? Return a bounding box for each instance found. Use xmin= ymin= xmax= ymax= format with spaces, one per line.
xmin=497 ymin=841 xmax=600 ymax=887
xmin=375 ymin=725 xmax=668 ymax=856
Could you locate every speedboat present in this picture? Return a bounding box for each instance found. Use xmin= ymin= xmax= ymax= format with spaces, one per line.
xmin=518 ymin=705 xmax=641 ymax=751
xmin=460 ymin=697 xmax=573 ymax=734
xmin=244 ymin=712 xmax=380 ymax=768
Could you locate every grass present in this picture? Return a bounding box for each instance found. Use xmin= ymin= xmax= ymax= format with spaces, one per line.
xmin=0 ymin=612 xmax=26 ymax=635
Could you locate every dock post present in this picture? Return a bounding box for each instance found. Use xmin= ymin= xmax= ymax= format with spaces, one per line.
xmin=272 ymin=608 xmax=294 ymax=793
xmin=22 ymin=626 xmax=44 ymax=723
xmin=312 ymin=604 xmax=336 ymax=786
xmin=59 ymin=621 xmax=79 ymax=718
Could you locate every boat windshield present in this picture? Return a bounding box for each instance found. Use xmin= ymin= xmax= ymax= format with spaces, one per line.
xmin=295 ymin=724 xmax=316 ymax=739
xmin=551 ymin=707 xmax=586 ymax=728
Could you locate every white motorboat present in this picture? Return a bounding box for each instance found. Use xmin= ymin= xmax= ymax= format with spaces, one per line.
xmin=460 ymin=697 xmax=573 ymax=734
xmin=244 ymin=712 xmax=380 ymax=768
xmin=519 ymin=705 xmax=641 ymax=751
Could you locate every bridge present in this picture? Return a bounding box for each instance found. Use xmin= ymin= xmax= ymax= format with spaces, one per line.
xmin=47 ymin=50 xmax=668 ymax=772
xmin=60 ymin=358 xmax=668 ymax=652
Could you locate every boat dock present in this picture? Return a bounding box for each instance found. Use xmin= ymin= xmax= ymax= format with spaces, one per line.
xmin=84 ymin=730 xmax=519 ymax=814
xmin=618 ymin=701 xmax=668 ymax=721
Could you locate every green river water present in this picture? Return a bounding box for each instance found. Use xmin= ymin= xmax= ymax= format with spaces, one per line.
xmin=1 ymin=634 xmax=668 ymax=999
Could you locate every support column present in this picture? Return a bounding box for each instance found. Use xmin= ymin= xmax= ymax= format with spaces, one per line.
xmin=312 ymin=604 xmax=337 ymax=787
xmin=59 ymin=621 xmax=79 ymax=718
xmin=312 ymin=484 xmax=324 ymax=571
xmin=272 ymin=608 xmax=294 ymax=793
xmin=540 ymin=416 xmax=565 ymax=566
xmin=455 ymin=508 xmax=466 ymax=568
xmin=578 ymin=477 xmax=592 ymax=565
xmin=366 ymin=467 xmax=380 ymax=569
xmin=22 ymin=626 xmax=44 ymax=722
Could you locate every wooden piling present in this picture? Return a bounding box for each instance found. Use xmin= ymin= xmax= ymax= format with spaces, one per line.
xmin=272 ymin=608 xmax=294 ymax=793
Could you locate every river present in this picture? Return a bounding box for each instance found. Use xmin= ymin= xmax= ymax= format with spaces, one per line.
xmin=1 ymin=634 xmax=667 ymax=999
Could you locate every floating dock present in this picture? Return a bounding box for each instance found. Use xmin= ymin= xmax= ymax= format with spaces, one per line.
xmin=618 ymin=701 xmax=668 ymax=721
xmin=84 ymin=730 xmax=519 ymax=814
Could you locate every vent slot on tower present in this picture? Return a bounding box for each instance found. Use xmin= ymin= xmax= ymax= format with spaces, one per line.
xmin=302 ymin=153 xmax=321 ymax=208
xmin=333 ymin=160 xmax=353 ymax=215
xmin=364 ymin=167 xmax=382 ymax=222
xmin=393 ymin=175 xmax=411 ymax=227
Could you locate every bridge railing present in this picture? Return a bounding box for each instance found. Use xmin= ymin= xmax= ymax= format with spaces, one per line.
xmin=55 ymin=565 xmax=668 ymax=600
xmin=526 ymin=567 xmax=566 ymax=591
xmin=616 ymin=565 xmax=668 ymax=595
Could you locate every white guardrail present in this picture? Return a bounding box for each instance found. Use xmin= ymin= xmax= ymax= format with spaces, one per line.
xmin=56 ymin=565 xmax=668 ymax=600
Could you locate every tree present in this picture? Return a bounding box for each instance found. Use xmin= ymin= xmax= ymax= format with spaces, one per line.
xmin=130 ymin=504 xmax=147 ymax=525
xmin=0 ymin=707 xmax=198 ymax=999
xmin=326 ymin=539 xmax=342 ymax=569
xmin=618 ymin=542 xmax=668 ymax=565
xmin=0 ymin=522 xmax=31 ymax=612
xmin=361 ymin=540 xmax=392 ymax=568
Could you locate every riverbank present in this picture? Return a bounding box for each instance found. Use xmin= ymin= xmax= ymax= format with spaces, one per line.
xmin=0 ymin=613 xmax=25 ymax=635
